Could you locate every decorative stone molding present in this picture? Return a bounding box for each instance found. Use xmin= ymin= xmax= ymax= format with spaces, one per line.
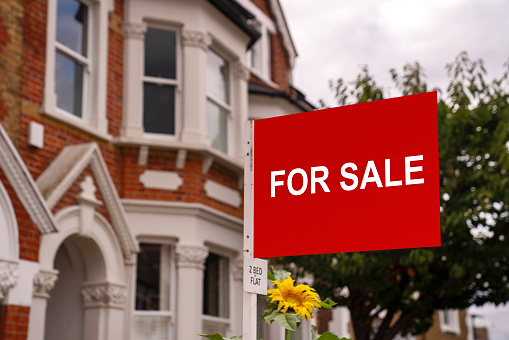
xmin=81 ymin=282 xmax=128 ymax=309
xmin=33 ymin=269 xmax=58 ymax=299
xmin=123 ymin=22 xmax=147 ymax=40
xmin=76 ymin=175 xmax=102 ymax=206
xmin=0 ymin=124 xmax=57 ymax=234
xmin=0 ymin=260 xmax=18 ymax=303
xmin=234 ymin=61 xmax=251 ymax=81
xmin=204 ymin=179 xmax=242 ymax=208
xmin=233 ymin=257 xmax=243 ymax=281
xmin=181 ymin=29 xmax=212 ymax=51
xmin=176 ymin=149 xmax=187 ymax=169
xmin=202 ymin=155 xmax=214 ymax=174
xmin=176 ymin=245 xmax=209 ymax=270
xmin=138 ymin=145 xmax=149 ymax=166
xmin=139 ymin=170 xmax=183 ymax=191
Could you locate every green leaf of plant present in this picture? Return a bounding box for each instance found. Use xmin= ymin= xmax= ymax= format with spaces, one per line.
xmin=316 ymin=332 xmax=350 ymax=340
xmin=273 ymin=268 xmax=292 ymax=282
xmin=262 ymin=302 xmax=278 ymax=321
xmin=229 ymin=336 xmax=243 ymax=340
xmin=274 ymin=312 xmax=302 ymax=331
xmin=199 ymin=334 xmax=224 ymax=340
xmin=263 ymin=311 xmax=280 ymax=324
xmin=320 ymin=298 xmax=338 ymax=309
xmin=268 ymin=266 xmax=276 ymax=281
xmin=311 ymin=325 xmax=318 ymax=340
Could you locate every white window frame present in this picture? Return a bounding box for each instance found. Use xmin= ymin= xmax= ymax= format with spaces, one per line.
xmin=43 ymin=0 xmax=111 ymax=138
xmin=133 ymin=240 xmax=177 ymax=340
xmin=141 ymin=23 xmax=182 ymax=140
xmin=438 ymin=309 xmax=461 ymax=335
xmin=206 ymin=46 xmax=234 ymax=156
xmin=201 ymin=247 xmax=234 ymax=337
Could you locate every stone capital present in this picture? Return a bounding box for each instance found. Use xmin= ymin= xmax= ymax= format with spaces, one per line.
xmin=233 ymin=256 xmax=243 ymax=281
xmin=81 ymin=282 xmax=128 ymax=309
xmin=176 ymin=245 xmax=209 ymax=269
xmin=33 ymin=269 xmax=58 ymax=299
xmin=123 ymin=22 xmax=147 ymax=40
xmin=181 ymin=29 xmax=212 ymax=51
xmin=0 ymin=260 xmax=18 ymax=304
xmin=234 ymin=61 xmax=251 ymax=81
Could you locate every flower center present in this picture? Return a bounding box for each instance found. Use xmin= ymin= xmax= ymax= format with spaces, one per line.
xmin=285 ymin=292 xmax=304 ymax=305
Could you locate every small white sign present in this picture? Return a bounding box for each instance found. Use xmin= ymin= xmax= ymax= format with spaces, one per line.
xmin=243 ymin=257 xmax=268 ymax=295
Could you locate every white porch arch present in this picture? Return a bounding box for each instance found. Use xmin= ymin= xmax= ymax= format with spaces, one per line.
xmin=28 ymin=205 xmax=130 ymax=340
xmin=0 ymin=180 xmax=19 ymax=304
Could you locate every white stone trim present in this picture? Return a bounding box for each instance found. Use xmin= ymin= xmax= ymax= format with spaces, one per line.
xmin=176 ymin=149 xmax=187 ymax=169
xmin=5 ymin=260 xmax=38 ymax=306
xmin=176 ymin=245 xmax=209 ymax=269
xmin=181 ymin=29 xmax=212 ymax=52
xmin=122 ymin=22 xmax=147 ymax=40
xmin=32 ymin=269 xmax=59 ymax=299
xmin=139 ymin=170 xmax=183 ymax=191
xmin=37 ymin=143 xmax=139 ymax=262
xmin=0 ymin=124 xmax=57 ymax=234
xmin=138 ymin=145 xmax=149 ymax=166
xmin=268 ymin=0 xmax=297 ymax=68
xmin=0 ymin=259 xmax=18 ymax=304
xmin=81 ymin=282 xmax=128 ymax=309
xmin=202 ymin=155 xmax=214 ymax=174
xmin=234 ymin=61 xmax=250 ymax=81
xmin=204 ymin=180 xmax=242 ymax=208
xmin=121 ymin=199 xmax=243 ymax=232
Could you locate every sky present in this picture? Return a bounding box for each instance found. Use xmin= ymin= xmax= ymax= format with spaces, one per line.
xmin=278 ymin=0 xmax=509 ymax=339
xmin=280 ymin=0 xmax=509 ymax=107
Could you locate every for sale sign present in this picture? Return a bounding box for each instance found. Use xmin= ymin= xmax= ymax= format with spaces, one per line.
xmin=252 ymin=92 xmax=440 ymax=258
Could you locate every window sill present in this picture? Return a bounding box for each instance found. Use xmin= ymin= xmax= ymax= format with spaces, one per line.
xmin=115 ymin=135 xmax=244 ymax=173
xmin=250 ymin=68 xmax=279 ymax=89
xmin=41 ymin=107 xmax=112 ymax=142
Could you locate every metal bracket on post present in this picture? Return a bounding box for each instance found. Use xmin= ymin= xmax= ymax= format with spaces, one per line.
xmin=243 ymin=120 xmax=257 ymax=340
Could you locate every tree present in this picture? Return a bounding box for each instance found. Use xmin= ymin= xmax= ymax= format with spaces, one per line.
xmin=279 ymin=52 xmax=509 ymax=340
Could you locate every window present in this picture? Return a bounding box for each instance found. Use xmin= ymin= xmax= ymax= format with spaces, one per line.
xmin=202 ymin=252 xmax=230 ymax=335
xmin=54 ymin=0 xmax=89 ymax=117
xmin=133 ymin=243 xmax=174 ymax=340
xmin=143 ymin=27 xmax=178 ymax=135
xmin=206 ymin=49 xmax=231 ymax=154
xmin=438 ymin=309 xmax=461 ymax=335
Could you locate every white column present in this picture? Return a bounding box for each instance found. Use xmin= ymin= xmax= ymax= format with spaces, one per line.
xmin=231 ymin=256 xmax=244 ymax=336
xmin=175 ymin=244 xmax=209 ymax=340
xmin=121 ymin=22 xmax=147 ymax=138
xmin=180 ymin=29 xmax=212 ymax=146
xmin=27 ymin=270 xmax=59 ymax=340
xmin=233 ymin=61 xmax=250 ymax=161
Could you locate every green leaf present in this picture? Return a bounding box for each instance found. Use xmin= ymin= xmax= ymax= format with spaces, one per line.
xmin=199 ymin=334 xmax=225 ymax=340
xmin=320 ymin=298 xmax=337 ymax=309
xmin=311 ymin=325 xmax=318 ymax=340
xmin=262 ymin=303 xmax=278 ymax=321
xmin=274 ymin=312 xmax=302 ymax=331
xmin=263 ymin=311 xmax=280 ymax=324
xmin=229 ymin=337 xmax=243 ymax=340
xmin=273 ymin=268 xmax=292 ymax=283
xmin=316 ymin=332 xmax=350 ymax=340
xmin=268 ymin=266 xmax=276 ymax=281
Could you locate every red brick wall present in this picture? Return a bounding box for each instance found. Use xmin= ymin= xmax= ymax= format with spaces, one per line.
xmin=271 ymin=33 xmax=290 ymax=92
xmin=0 ymin=171 xmax=40 ymax=262
xmin=107 ymin=0 xmax=123 ymax=136
xmin=0 ymin=304 xmax=30 ymax=340
xmin=122 ymin=149 xmax=244 ymax=219
xmin=251 ymin=0 xmax=273 ymax=19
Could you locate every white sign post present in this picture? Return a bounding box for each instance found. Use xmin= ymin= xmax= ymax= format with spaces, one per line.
xmin=243 ymin=121 xmax=258 ymax=340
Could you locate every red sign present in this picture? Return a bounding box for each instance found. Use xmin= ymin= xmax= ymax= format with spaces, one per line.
xmin=252 ymin=92 xmax=440 ymax=258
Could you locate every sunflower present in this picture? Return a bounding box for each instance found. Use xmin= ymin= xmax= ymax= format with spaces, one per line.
xmin=267 ymin=276 xmax=321 ymax=320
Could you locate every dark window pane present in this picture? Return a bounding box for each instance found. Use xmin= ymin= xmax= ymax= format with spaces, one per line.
xmin=143 ymin=83 xmax=175 ymax=135
xmin=145 ymin=28 xmax=176 ymax=79
xmin=55 ymin=51 xmax=83 ymax=117
xmin=203 ymin=253 xmax=220 ymax=316
xmin=57 ymin=0 xmax=88 ymax=56
xmin=207 ymin=50 xmax=230 ymax=104
xmin=136 ymin=244 xmax=161 ymax=310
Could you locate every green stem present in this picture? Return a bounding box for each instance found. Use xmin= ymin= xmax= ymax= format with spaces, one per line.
xmin=285 ymin=329 xmax=290 ymax=340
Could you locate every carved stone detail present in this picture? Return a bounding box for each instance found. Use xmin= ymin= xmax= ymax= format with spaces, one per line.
xmin=0 ymin=260 xmax=18 ymax=303
xmin=176 ymin=245 xmax=209 ymax=269
xmin=181 ymin=29 xmax=212 ymax=51
xmin=33 ymin=269 xmax=58 ymax=299
xmin=234 ymin=61 xmax=250 ymax=81
xmin=123 ymin=22 xmax=147 ymax=40
xmin=233 ymin=257 xmax=243 ymax=281
xmin=81 ymin=283 xmax=128 ymax=308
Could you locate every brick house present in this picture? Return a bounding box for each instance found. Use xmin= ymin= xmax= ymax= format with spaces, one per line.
xmin=0 ymin=0 xmax=313 ymax=339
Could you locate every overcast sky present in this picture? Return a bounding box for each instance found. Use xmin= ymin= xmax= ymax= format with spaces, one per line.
xmin=280 ymin=0 xmax=509 ymax=107
xmin=278 ymin=0 xmax=509 ymax=338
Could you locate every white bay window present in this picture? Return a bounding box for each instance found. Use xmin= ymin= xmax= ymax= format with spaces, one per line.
xmin=206 ymin=49 xmax=232 ymax=154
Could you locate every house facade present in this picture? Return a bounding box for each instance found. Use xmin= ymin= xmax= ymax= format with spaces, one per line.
xmin=0 ymin=0 xmax=313 ymax=339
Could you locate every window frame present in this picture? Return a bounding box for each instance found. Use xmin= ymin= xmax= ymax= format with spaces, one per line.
xmin=438 ymin=309 xmax=461 ymax=335
xmin=141 ymin=23 xmax=182 ymax=140
xmin=43 ymin=0 xmax=110 ymax=138
xmin=201 ymin=248 xmax=234 ymax=336
xmin=206 ymin=47 xmax=234 ymax=156
xmin=133 ymin=240 xmax=177 ymax=340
